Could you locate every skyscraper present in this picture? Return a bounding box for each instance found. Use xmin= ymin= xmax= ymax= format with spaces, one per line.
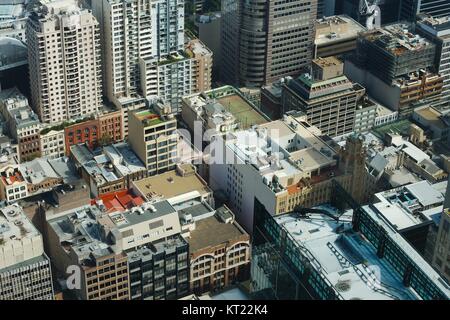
xmin=92 ymin=0 xmax=192 ymax=113
xmin=400 ymin=0 xmax=450 ymax=21
xmin=221 ymin=0 xmax=317 ymax=88
xmin=416 ymin=15 xmax=450 ymax=111
xmin=27 ymin=0 xmax=102 ymax=124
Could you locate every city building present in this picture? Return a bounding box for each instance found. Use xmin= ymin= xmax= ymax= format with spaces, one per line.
xmin=221 ymin=0 xmax=318 ymax=87
xmin=63 ymin=110 xmax=123 ymax=155
xmin=186 ymin=37 xmax=213 ymax=93
xmin=373 ymin=180 xmax=447 ymax=260
xmin=346 ymin=23 xmax=443 ymax=115
xmin=314 ymin=15 xmax=366 ymax=59
xmin=0 ymin=1 xmax=27 ymax=42
xmin=282 ymin=57 xmax=366 ymax=137
xmin=27 ymin=0 xmax=102 ymax=124
xmin=260 ymin=80 xmax=284 ymax=120
xmin=0 ymin=204 xmax=54 ymax=300
xmin=432 ymin=208 xmax=450 ymax=283
xmin=39 ymin=128 xmax=65 ymax=159
xmin=128 ymin=107 xmax=178 ymax=175
xmin=209 ymin=114 xmax=375 ymax=232
xmin=46 ymin=198 xmax=196 ymax=300
xmin=251 ymin=199 xmax=450 ymax=299
xmin=92 ymin=0 xmax=192 ymax=114
xmin=416 ymin=14 xmax=450 ymax=111
xmin=131 ymin=163 xmax=213 ymax=206
xmin=0 ymin=157 xmax=65 ymax=203
xmin=0 ymin=87 xmax=42 ymax=162
xmin=400 ymin=0 xmax=450 ymax=21
xmin=70 ymin=142 xmax=147 ymax=197
xmin=195 ymin=13 xmax=221 ymax=79
xmin=182 ymin=86 xmax=269 ymax=143
xmin=139 ymin=52 xmax=193 ymax=114
xmin=182 ymin=204 xmax=250 ymax=295
xmin=45 ymin=204 xmax=130 ymax=300
xmin=413 ymin=105 xmax=450 ymax=144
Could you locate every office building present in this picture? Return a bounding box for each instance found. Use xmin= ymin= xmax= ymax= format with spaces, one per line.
xmin=0 ymin=87 xmax=42 ymax=162
xmin=314 ymin=15 xmax=366 ymax=59
xmin=70 ymin=142 xmax=147 ymax=197
xmin=27 ymin=0 xmax=102 ymax=124
xmin=373 ymin=180 xmax=447 ymax=259
xmin=336 ymin=0 xmax=402 ymax=26
xmin=221 ymin=0 xmax=317 ymax=87
xmin=251 ymin=199 xmax=450 ymax=299
xmin=128 ymin=107 xmax=178 ymax=175
xmin=131 ymin=163 xmax=213 ymax=206
xmin=400 ymin=0 xmax=450 ymax=21
xmin=416 ymin=15 xmax=450 ymax=111
xmin=347 ymin=23 xmax=443 ymax=115
xmin=209 ymin=114 xmax=375 ymax=232
xmin=282 ymin=57 xmax=366 ymax=137
xmin=196 ymin=13 xmax=221 ymax=79
xmin=46 ymin=199 xmax=191 ymax=300
xmin=432 ymin=208 xmax=450 ymax=283
xmin=0 ymin=204 xmax=54 ymax=300
xmin=182 ymin=86 xmax=269 ymax=140
xmin=175 ymin=202 xmax=250 ymax=295
xmin=45 ymin=204 xmax=130 ymax=300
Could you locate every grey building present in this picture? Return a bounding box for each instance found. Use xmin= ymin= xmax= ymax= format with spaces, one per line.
xmin=400 ymin=0 xmax=450 ymax=21
xmin=221 ymin=0 xmax=317 ymax=88
xmin=416 ymin=15 xmax=450 ymax=111
xmin=0 ymin=204 xmax=54 ymax=300
xmin=282 ymin=57 xmax=365 ymax=137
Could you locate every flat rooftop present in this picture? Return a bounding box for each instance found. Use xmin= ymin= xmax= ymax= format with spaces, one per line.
xmin=273 ymin=205 xmax=421 ymax=300
xmin=315 ymin=15 xmax=366 ymax=46
xmin=217 ymin=94 xmax=268 ymax=129
xmin=415 ymin=107 xmax=449 ymax=130
xmin=132 ymin=165 xmax=211 ymax=201
xmin=0 ymin=204 xmax=40 ymax=251
xmin=188 ymin=209 xmax=247 ymax=252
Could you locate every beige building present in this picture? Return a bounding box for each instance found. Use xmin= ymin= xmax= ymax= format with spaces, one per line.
xmin=131 ymin=164 xmax=213 ymax=206
xmin=27 ymin=0 xmax=102 ymax=124
xmin=39 ymin=129 xmax=66 ymax=159
xmin=186 ymin=38 xmax=213 ymax=93
xmin=187 ymin=205 xmax=250 ymax=294
xmin=128 ymin=108 xmax=178 ymax=175
xmin=314 ymin=15 xmax=366 ymax=58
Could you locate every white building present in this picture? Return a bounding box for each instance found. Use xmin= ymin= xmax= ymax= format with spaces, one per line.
xmin=27 ymin=0 xmax=102 ymax=124
xmin=39 ymin=128 xmax=65 ymax=159
xmin=92 ymin=0 xmax=192 ymax=113
xmin=0 ymin=204 xmax=54 ymax=300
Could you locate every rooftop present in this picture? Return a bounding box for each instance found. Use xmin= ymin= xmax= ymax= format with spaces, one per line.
xmin=361 ymin=23 xmax=435 ymax=56
xmin=315 ymin=15 xmax=366 ymax=47
xmin=273 ymin=204 xmax=438 ymax=300
xmin=223 ymin=115 xmax=338 ymax=193
xmin=374 ymin=180 xmax=446 ymax=230
xmin=0 ymin=204 xmax=40 ymax=251
xmin=202 ymin=86 xmax=269 ymax=130
xmin=132 ymin=164 xmax=211 ymax=201
xmin=188 ymin=206 xmax=247 ymax=252
xmin=20 ymin=158 xmax=60 ymax=185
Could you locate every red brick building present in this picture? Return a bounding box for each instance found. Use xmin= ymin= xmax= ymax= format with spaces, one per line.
xmin=64 ymin=119 xmax=99 ymax=155
xmin=64 ymin=111 xmax=123 ymax=155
